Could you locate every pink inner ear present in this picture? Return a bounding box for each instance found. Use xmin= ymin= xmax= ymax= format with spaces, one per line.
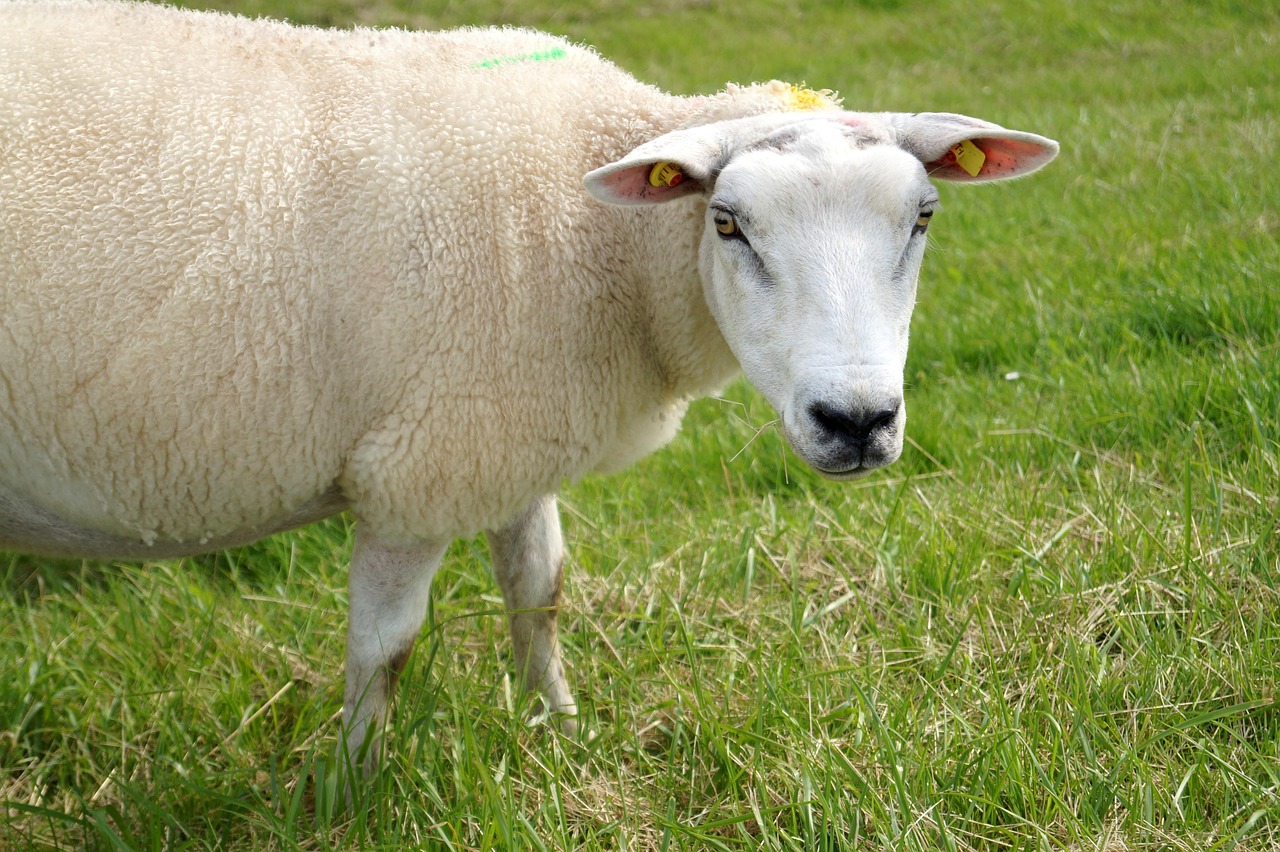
xmin=929 ymin=136 xmax=1055 ymax=180
xmin=598 ymin=162 xmax=699 ymax=204
xmin=974 ymin=137 xmax=1048 ymax=177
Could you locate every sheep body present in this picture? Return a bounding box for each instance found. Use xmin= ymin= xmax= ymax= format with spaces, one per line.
xmin=0 ymin=0 xmax=791 ymax=552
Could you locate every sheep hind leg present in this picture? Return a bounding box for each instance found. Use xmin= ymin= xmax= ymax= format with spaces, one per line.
xmin=341 ymin=527 xmax=446 ymax=778
xmin=486 ymin=494 xmax=578 ymax=734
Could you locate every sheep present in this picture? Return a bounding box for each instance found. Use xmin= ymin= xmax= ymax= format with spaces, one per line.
xmin=0 ymin=0 xmax=1059 ymax=774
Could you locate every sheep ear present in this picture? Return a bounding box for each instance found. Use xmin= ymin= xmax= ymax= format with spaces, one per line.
xmin=887 ymin=112 xmax=1059 ymax=182
xmin=583 ymin=158 xmax=705 ymax=206
xmin=584 ymin=126 xmax=725 ymax=206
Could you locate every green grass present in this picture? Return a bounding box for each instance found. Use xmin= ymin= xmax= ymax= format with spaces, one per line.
xmin=4 ymin=0 xmax=1279 ymax=848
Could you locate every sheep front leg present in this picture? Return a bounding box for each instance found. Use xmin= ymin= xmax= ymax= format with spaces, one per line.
xmin=486 ymin=494 xmax=578 ymax=734
xmin=342 ymin=527 xmax=446 ymax=774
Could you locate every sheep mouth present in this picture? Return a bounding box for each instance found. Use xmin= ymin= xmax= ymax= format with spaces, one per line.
xmin=809 ymin=462 xmax=877 ymax=481
xmin=789 ymin=438 xmax=901 ymax=480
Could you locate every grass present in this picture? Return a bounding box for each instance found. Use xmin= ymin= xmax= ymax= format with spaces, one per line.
xmin=3 ymin=0 xmax=1279 ymax=848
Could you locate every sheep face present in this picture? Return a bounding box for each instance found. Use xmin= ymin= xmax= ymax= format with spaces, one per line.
xmin=698 ymin=126 xmax=929 ymax=478
xmin=585 ymin=109 xmax=1058 ymax=480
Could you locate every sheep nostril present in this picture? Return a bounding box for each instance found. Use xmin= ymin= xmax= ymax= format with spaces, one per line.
xmin=809 ymin=402 xmax=899 ymax=445
xmin=866 ymin=406 xmax=899 ymax=434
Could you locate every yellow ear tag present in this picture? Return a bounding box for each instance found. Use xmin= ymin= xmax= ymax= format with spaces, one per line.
xmin=950 ymin=140 xmax=986 ymax=177
xmin=649 ymin=161 xmax=684 ymax=188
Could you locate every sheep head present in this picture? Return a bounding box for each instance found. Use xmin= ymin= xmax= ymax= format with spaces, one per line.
xmin=585 ymin=111 xmax=1058 ymax=479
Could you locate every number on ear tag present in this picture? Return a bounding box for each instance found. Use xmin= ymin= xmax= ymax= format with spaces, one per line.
xmin=648 ymin=162 xmax=684 ymax=187
xmin=950 ymin=140 xmax=986 ymax=177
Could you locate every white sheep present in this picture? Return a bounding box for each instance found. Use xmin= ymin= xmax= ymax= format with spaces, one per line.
xmin=0 ymin=0 xmax=1058 ymax=772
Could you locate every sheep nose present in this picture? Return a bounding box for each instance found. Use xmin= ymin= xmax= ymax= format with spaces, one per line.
xmin=808 ymin=401 xmax=900 ymax=447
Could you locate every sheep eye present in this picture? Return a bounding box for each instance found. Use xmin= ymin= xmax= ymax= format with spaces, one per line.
xmin=713 ymin=211 xmax=739 ymax=238
xmin=913 ymin=209 xmax=934 ymax=235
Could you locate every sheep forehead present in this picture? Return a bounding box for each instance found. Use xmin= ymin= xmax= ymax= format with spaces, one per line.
xmin=718 ymin=132 xmax=929 ymax=232
xmin=740 ymin=117 xmax=892 ymax=156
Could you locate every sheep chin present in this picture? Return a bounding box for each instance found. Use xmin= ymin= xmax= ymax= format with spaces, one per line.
xmin=809 ymin=463 xmax=877 ymax=482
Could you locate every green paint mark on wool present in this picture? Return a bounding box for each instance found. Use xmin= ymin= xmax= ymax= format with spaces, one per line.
xmin=470 ymin=47 xmax=568 ymax=69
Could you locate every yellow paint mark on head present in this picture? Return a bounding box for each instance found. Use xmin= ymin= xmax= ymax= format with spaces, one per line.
xmin=786 ymin=84 xmax=842 ymax=112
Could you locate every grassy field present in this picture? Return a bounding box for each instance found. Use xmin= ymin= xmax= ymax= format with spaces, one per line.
xmin=3 ymin=0 xmax=1279 ymax=848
